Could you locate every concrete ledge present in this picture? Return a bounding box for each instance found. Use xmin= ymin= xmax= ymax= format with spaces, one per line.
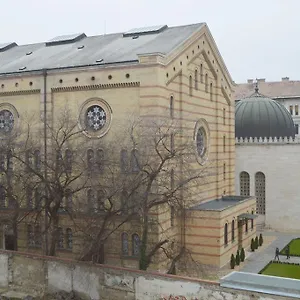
xmin=220 ymin=271 xmax=300 ymax=298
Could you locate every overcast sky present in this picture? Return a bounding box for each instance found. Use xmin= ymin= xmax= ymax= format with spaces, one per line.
xmin=0 ymin=0 xmax=298 ymax=83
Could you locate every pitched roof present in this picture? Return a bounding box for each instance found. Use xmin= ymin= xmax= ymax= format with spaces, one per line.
xmin=235 ymin=80 xmax=300 ymax=100
xmin=0 ymin=23 xmax=205 ymax=75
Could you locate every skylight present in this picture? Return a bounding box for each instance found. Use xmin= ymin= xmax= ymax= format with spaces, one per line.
xmin=0 ymin=42 xmax=18 ymax=52
xmin=123 ymin=25 xmax=168 ymax=37
xmin=46 ymin=33 xmax=86 ymax=46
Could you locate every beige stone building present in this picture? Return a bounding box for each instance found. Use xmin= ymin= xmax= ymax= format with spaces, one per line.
xmin=0 ymin=23 xmax=256 ymax=271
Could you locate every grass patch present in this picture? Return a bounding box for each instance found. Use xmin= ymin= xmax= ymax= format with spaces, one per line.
xmin=280 ymin=238 xmax=300 ymax=256
xmin=260 ymin=262 xmax=300 ymax=280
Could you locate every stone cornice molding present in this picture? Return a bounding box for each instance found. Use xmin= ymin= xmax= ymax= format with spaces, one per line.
xmin=51 ymin=82 xmax=140 ymax=92
xmin=0 ymin=89 xmax=40 ymax=97
xmin=235 ymin=136 xmax=300 ymax=144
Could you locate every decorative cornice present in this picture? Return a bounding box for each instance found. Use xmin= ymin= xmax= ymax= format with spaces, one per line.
xmin=51 ymin=82 xmax=140 ymax=92
xmin=0 ymin=89 xmax=40 ymax=97
xmin=236 ymin=136 xmax=300 ymax=144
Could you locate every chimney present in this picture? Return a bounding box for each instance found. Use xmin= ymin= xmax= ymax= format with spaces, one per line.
xmin=247 ymin=79 xmax=253 ymax=84
xmin=257 ymin=78 xmax=266 ymax=83
xmin=282 ymin=77 xmax=289 ymax=81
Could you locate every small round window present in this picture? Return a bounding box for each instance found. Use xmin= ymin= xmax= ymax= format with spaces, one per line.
xmin=196 ymin=127 xmax=206 ymax=157
xmin=86 ymin=105 xmax=106 ymax=131
xmin=0 ymin=110 xmax=14 ymax=133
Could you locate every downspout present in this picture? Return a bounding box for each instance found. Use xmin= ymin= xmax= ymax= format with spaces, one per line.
xmin=43 ymin=69 xmax=48 ymax=255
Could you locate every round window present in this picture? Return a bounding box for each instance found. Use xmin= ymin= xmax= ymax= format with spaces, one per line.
xmin=0 ymin=110 xmax=14 ymax=133
xmin=86 ymin=105 xmax=106 ymax=131
xmin=196 ymin=127 xmax=206 ymax=157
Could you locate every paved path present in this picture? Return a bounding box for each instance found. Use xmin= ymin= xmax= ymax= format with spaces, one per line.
xmin=240 ymin=231 xmax=300 ymax=273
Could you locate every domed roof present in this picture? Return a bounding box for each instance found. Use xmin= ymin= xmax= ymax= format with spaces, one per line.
xmin=235 ymin=86 xmax=295 ymax=139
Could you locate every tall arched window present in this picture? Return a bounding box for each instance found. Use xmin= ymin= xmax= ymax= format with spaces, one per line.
xmin=97 ymin=190 xmax=105 ymax=211
xmin=170 ymin=96 xmax=174 ymax=119
xmin=66 ymin=228 xmax=73 ymax=250
xmin=56 ymin=150 xmax=63 ymax=171
xmin=57 ymin=227 xmax=64 ymax=249
xmin=120 ymin=149 xmax=128 ymax=173
xmin=0 ymin=185 xmax=5 ymax=208
xmin=245 ymin=218 xmax=248 ymax=233
xmin=205 ymin=74 xmax=208 ymax=92
xmin=200 ymin=64 xmax=203 ymax=83
xmin=34 ymin=187 xmax=41 ymax=209
xmin=223 ymin=135 xmax=226 ymax=152
xmin=210 ymin=82 xmax=213 ymax=100
xmin=34 ymin=149 xmax=41 ymax=171
xmin=132 ymin=233 xmax=140 ymax=256
xmin=27 ymin=187 xmax=33 ymax=209
xmin=65 ymin=189 xmax=72 ymax=211
xmin=240 ymin=172 xmax=250 ymax=196
xmin=65 ymin=149 xmax=72 ymax=175
xmin=96 ymin=149 xmax=104 ymax=173
xmin=194 ymin=69 xmax=198 ymax=90
xmin=223 ymin=108 xmax=226 ymax=125
xmin=231 ymin=219 xmax=235 ymax=242
xmin=255 ymin=172 xmax=266 ymax=214
xmin=87 ymin=189 xmax=96 ymax=213
xmin=131 ymin=149 xmax=139 ymax=173
xmin=87 ymin=149 xmax=94 ymax=173
xmin=121 ymin=232 xmax=129 ymax=255
xmin=223 ymin=163 xmax=226 ymax=180
xmin=251 ymin=210 xmax=254 ymax=230
xmin=224 ymin=223 xmax=228 ymax=246
xmin=34 ymin=225 xmax=42 ymax=247
xmin=27 ymin=225 xmax=34 ymax=247
xmin=189 ymin=75 xmax=192 ymax=96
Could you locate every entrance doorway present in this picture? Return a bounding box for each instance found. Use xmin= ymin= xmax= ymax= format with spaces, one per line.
xmin=3 ymin=225 xmax=16 ymax=250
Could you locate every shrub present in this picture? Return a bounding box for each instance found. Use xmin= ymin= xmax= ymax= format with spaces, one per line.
xmin=240 ymin=247 xmax=245 ymax=262
xmin=251 ymin=238 xmax=255 ymax=252
xmin=230 ymin=254 xmax=235 ymax=269
xmin=259 ymin=233 xmax=263 ymax=246
xmin=255 ymin=236 xmax=259 ymax=249
xmin=235 ymin=250 xmax=240 ymax=266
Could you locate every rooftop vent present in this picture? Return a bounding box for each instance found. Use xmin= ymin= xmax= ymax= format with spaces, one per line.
xmin=95 ymin=59 xmax=103 ymax=63
xmin=282 ymin=77 xmax=290 ymax=81
xmin=19 ymin=66 xmax=26 ymax=71
xmin=46 ymin=33 xmax=86 ymax=47
xmin=0 ymin=42 xmax=18 ymax=52
xmin=123 ymin=25 xmax=168 ymax=37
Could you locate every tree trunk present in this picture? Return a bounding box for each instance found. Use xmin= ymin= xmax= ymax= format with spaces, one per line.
xmin=139 ymin=213 xmax=149 ymax=270
xmin=48 ymin=215 xmax=59 ymax=256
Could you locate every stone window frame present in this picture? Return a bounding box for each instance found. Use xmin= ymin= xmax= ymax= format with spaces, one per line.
xmin=0 ymin=103 xmax=19 ymax=136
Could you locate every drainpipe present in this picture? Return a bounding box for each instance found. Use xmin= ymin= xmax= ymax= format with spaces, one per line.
xmin=43 ymin=69 xmax=48 ymax=255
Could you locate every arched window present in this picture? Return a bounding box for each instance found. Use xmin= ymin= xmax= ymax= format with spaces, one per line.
xmin=223 ymin=135 xmax=226 ymax=152
xmin=224 ymin=223 xmax=228 ymax=246
xmin=66 ymin=228 xmax=73 ymax=250
xmin=170 ymin=205 xmax=175 ymax=227
xmin=57 ymin=227 xmax=64 ymax=249
xmin=255 ymin=172 xmax=266 ymax=214
xmin=200 ymin=64 xmax=203 ymax=83
xmin=189 ymin=75 xmax=192 ymax=96
xmin=87 ymin=189 xmax=96 ymax=213
xmin=97 ymin=190 xmax=105 ymax=211
xmin=34 ymin=149 xmax=41 ymax=171
xmin=34 ymin=187 xmax=41 ymax=209
xmin=0 ymin=185 xmax=5 ymax=208
xmin=170 ymin=133 xmax=175 ymax=154
xmin=170 ymin=96 xmax=174 ymax=119
xmin=223 ymin=163 xmax=226 ymax=180
xmin=205 ymin=74 xmax=208 ymax=92
xmin=121 ymin=190 xmax=128 ymax=212
xmin=223 ymin=108 xmax=226 ymax=125
xmin=121 ymin=232 xmax=129 ymax=256
xmin=27 ymin=225 xmax=34 ymax=247
xmin=87 ymin=149 xmax=94 ymax=173
xmin=65 ymin=149 xmax=72 ymax=175
xmin=65 ymin=189 xmax=72 ymax=211
xmin=231 ymin=220 xmax=235 ymax=242
xmin=240 ymin=172 xmax=250 ymax=196
xmin=210 ymin=82 xmax=213 ymax=100
xmin=96 ymin=149 xmax=104 ymax=173
xmin=120 ymin=149 xmax=128 ymax=173
xmin=131 ymin=149 xmax=139 ymax=173
xmin=245 ymin=218 xmax=248 ymax=233
xmin=132 ymin=233 xmax=140 ymax=256
xmin=251 ymin=210 xmax=254 ymax=230
xmin=194 ymin=69 xmax=198 ymax=90
xmin=34 ymin=225 xmax=42 ymax=247
xmin=27 ymin=187 xmax=33 ymax=209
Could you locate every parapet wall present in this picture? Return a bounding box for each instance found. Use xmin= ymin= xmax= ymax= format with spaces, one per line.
xmin=235 ymin=136 xmax=300 ymax=144
xmin=0 ymin=250 xmax=294 ymax=300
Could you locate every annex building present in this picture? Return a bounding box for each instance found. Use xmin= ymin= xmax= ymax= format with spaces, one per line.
xmin=0 ymin=23 xmax=255 ymax=272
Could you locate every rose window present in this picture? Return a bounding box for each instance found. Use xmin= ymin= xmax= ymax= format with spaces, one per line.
xmin=196 ymin=128 xmax=206 ymax=157
xmin=86 ymin=105 xmax=106 ymax=131
xmin=0 ymin=110 xmax=14 ymax=133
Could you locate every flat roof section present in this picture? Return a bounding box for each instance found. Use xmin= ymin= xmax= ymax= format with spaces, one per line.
xmin=190 ymin=196 xmax=253 ymax=212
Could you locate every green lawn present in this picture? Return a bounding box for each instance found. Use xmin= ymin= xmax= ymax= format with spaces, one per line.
xmin=261 ymin=263 xmax=300 ymax=280
xmin=280 ymin=238 xmax=300 ymax=256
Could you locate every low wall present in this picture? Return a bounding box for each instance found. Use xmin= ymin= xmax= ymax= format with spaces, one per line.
xmin=0 ymin=250 xmax=295 ymax=299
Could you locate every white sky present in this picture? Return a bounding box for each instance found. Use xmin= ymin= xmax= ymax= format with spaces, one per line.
xmin=0 ymin=0 xmax=299 ymax=83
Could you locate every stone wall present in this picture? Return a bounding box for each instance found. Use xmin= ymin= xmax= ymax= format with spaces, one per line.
xmin=0 ymin=250 xmax=295 ymax=299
